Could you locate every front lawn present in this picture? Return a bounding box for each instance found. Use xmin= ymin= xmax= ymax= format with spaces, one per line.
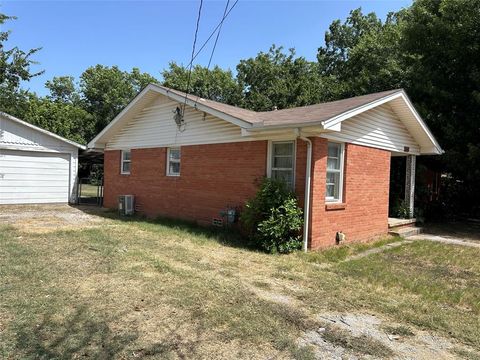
xmin=1 ymin=214 xmax=479 ymax=359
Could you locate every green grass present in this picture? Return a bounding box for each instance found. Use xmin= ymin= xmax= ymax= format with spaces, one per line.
xmin=1 ymin=216 xmax=479 ymax=358
xmin=79 ymin=183 xmax=101 ymax=197
xmin=297 ymin=236 xmax=402 ymax=263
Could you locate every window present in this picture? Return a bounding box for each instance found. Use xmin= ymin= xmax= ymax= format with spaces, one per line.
xmin=121 ymin=150 xmax=131 ymax=174
xmin=167 ymin=147 xmax=181 ymax=176
xmin=326 ymin=142 xmax=345 ymax=202
xmin=270 ymin=141 xmax=295 ymax=188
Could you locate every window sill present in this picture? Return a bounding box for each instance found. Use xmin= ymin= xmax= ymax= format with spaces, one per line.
xmin=325 ymin=202 xmax=346 ymax=211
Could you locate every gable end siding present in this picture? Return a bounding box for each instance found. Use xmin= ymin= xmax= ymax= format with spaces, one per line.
xmin=320 ymin=104 xmax=420 ymax=154
xmin=106 ymin=95 xmax=249 ymax=150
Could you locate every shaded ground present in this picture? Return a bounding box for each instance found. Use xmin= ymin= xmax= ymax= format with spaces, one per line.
xmin=1 ymin=205 xmax=479 ymax=359
xmin=422 ymin=221 xmax=480 ymax=243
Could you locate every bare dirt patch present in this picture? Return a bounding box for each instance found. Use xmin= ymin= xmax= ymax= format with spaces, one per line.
xmin=299 ymin=312 xmax=467 ymax=359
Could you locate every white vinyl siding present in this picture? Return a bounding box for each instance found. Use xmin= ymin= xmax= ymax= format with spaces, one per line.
xmin=321 ymin=104 xmax=420 ymax=155
xmin=0 ymin=150 xmax=70 ymax=204
xmin=167 ymin=147 xmax=181 ymax=176
xmin=326 ymin=142 xmax=344 ymax=202
xmin=107 ymin=96 xmax=247 ymax=150
xmin=0 ymin=113 xmax=80 ymax=204
xmin=269 ymin=141 xmax=295 ymax=188
xmin=121 ymin=150 xmax=131 ymax=174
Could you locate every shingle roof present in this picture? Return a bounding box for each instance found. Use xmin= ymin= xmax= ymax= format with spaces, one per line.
xmin=161 ymin=86 xmax=261 ymax=124
xmin=257 ymin=89 xmax=402 ymax=127
xmin=157 ymin=85 xmax=402 ymax=128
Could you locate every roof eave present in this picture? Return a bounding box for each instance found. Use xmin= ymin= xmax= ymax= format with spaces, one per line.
xmin=248 ymin=120 xmax=327 ymax=132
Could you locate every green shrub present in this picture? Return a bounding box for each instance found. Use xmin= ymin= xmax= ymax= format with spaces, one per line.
xmin=392 ymin=199 xmax=410 ymax=219
xmin=241 ymin=178 xmax=303 ymax=253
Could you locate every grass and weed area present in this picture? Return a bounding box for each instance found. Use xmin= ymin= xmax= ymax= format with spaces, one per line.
xmin=297 ymin=236 xmax=402 ymax=263
xmin=1 ymin=212 xmax=479 ymax=358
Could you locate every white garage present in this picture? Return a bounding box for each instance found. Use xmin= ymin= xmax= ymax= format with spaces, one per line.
xmin=0 ymin=112 xmax=85 ymax=204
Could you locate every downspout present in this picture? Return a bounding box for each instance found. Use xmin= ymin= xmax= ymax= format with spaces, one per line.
xmin=298 ymin=131 xmax=312 ymax=252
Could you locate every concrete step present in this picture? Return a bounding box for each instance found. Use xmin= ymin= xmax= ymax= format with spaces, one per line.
xmin=389 ymin=226 xmax=423 ymax=238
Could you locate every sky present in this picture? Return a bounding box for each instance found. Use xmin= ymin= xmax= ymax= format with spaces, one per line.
xmin=2 ymin=0 xmax=412 ymax=96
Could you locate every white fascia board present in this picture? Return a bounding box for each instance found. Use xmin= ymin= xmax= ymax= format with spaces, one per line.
xmin=1 ymin=111 xmax=86 ymax=150
xmin=242 ymin=125 xmax=326 ymax=138
xmin=323 ymin=122 xmax=341 ymax=132
xmin=0 ymin=143 xmax=78 ymax=153
xmin=85 ymin=146 xmax=105 ymax=153
xmin=249 ymin=120 xmax=326 ymax=131
xmin=399 ymin=92 xmax=444 ymax=155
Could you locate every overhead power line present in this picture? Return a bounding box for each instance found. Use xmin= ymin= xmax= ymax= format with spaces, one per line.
xmin=182 ymin=0 xmax=239 ymax=110
xmin=187 ymin=0 xmax=240 ymax=69
xmin=207 ymin=0 xmax=230 ymax=69
xmin=182 ymin=0 xmax=204 ymax=114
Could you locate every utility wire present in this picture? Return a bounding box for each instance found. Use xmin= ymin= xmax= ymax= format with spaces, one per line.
xmin=182 ymin=0 xmax=239 ymax=109
xmin=207 ymin=0 xmax=230 ymax=69
xmin=187 ymin=0 xmax=239 ymax=70
xmin=182 ymin=0 xmax=204 ymax=114
xmin=193 ymin=0 xmax=230 ymax=105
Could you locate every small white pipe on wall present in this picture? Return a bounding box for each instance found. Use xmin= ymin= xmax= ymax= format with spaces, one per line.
xmin=298 ymin=131 xmax=312 ymax=252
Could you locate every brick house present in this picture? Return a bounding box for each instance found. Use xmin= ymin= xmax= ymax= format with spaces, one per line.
xmin=88 ymin=84 xmax=442 ymax=250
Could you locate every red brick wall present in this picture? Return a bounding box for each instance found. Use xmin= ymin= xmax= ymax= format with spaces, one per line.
xmin=104 ymin=141 xmax=269 ymax=225
xmin=309 ymin=137 xmax=391 ymax=249
xmin=103 ymin=138 xmax=391 ymax=249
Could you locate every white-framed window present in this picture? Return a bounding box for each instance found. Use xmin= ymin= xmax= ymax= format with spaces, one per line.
xmin=268 ymin=141 xmax=295 ymax=189
xmin=326 ymin=142 xmax=345 ymax=202
xmin=167 ymin=147 xmax=181 ymax=176
xmin=121 ymin=150 xmax=131 ymax=175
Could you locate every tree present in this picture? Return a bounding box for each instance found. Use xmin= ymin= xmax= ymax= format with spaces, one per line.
xmin=317 ymin=8 xmax=407 ymax=99
xmin=80 ymin=65 xmax=158 ymax=132
xmin=162 ymin=62 xmax=242 ymax=105
xmin=24 ymin=95 xmax=95 ymax=144
xmin=0 ymin=13 xmax=43 ymax=118
xmin=236 ymin=45 xmax=324 ymax=111
xmin=45 ymin=76 xmax=79 ymax=104
xmin=400 ymin=0 xmax=480 ymax=215
xmin=0 ymin=13 xmax=43 ymax=91
xmin=317 ymin=2 xmax=480 ymax=217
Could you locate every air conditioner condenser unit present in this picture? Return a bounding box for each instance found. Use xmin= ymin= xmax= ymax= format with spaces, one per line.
xmin=118 ymin=195 xmax=135 ymax=215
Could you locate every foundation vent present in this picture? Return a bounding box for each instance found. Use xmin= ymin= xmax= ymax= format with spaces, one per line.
xmin=212 ymin=218 xmax=223 ymax=227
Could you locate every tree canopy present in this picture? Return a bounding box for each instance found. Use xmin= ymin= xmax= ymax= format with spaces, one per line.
xmin=236 ymin=45 xmax=325 ymax=111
